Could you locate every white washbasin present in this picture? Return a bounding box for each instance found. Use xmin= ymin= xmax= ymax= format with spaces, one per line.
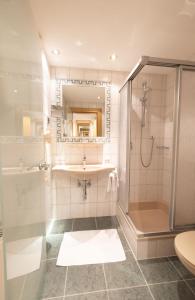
xmin=52 ymin=164 xmax=115 ymax=175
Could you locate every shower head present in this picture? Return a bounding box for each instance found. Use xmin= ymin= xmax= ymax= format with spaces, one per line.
xmin=142 ymin=81 xmax=151 ymax=93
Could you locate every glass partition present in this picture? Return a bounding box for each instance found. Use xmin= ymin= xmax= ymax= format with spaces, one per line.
xmin=174 ymin=68 xmax=195 ymax=227
xmin=118 ymin=82 xmax=130 ymax=213
xmin=128 ymin=66 xmax=176 ymax=234
xmin=0 ymin=0 xmax=47 ymax=299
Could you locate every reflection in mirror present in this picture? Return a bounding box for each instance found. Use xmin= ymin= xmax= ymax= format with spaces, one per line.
xmin=63 ymin=85 xmax=105 ymax=137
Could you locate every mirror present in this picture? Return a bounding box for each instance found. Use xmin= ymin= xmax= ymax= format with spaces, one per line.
xmin=63 ymin=85 xmax=105 ymax=137
xmin=53 ymin=79 xmax=111 ymax=143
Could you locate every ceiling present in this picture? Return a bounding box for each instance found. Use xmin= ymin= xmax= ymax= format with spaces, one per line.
xmin=30 ymin=0 xmax=195 ymax=71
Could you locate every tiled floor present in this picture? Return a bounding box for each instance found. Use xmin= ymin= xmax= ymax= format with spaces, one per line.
xmin=40 ymin=216 xmax=195 ymax=300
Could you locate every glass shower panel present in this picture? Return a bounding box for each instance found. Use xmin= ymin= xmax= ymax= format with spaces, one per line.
xmin=118 ymin=82 xmax=130 ymax=213
xmin=0 ymin=0 xmax=47 ymax=299
xmin=128 ymin=66 xmax=175 ymax=233
xmin=175 ymin=69 xmax=195 ymax=227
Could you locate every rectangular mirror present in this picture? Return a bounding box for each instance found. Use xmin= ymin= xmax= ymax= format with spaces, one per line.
xmin=63 ymin=85 xmax=105 ymax=137
xmin=53 ymin=79 xmax=111 ymax=143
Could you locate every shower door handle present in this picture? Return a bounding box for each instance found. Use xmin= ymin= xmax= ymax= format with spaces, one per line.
xmin=156 ymin=146 xmax=170 ymax=150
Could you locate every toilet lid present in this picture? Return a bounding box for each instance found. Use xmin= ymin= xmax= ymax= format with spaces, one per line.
xmin=175 ymin=231 xmax=195 ymax=265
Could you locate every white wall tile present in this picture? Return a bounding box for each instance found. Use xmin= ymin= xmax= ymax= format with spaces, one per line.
xmin=50 ymin=66 xmax=126 ymax=219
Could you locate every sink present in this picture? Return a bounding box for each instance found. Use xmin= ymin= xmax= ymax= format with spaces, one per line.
xmin=52 ymin=164 xmax=115 ymax=175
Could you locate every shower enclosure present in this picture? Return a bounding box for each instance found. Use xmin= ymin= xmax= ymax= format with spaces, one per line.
xmin=119 ymin=56 xmax=195 ymax=236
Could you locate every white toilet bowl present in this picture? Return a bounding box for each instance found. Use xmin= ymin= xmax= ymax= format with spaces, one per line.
xmin=175 ymin=231 xmax=195 ymax=275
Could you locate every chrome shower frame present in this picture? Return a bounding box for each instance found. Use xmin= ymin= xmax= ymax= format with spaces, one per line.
xmin=119 ymin=56 xmax=195 ymax=236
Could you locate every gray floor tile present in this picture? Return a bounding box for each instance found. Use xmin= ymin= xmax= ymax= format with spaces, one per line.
xmin=104 ymin=251 xmax=145 ymax=289
xmin=96 ymin=216 xmax=119 ymax=229
xmin=139 ymin=258 xmax=182 ymax=284
xmin=46 ymin=234 xmax=63 ymax=259
xmin=7 ymin=275 xmax=26 ymax=300
xmin=40 ymin=259 xmax=66 ymax=298
xmin=150 ymin=281 xmax=195 ymax=300
xmin=65 ymin=264 xmax=106 ymax=295
xmin=22 ymin=266 xmax=44 ymax=300
xmin=109 ymin=286 xmax=153 ymax=300
xmin=46 ymin=298 xmax=64 ymax=300
xmin=50 ymin=219 xmax=73 ymax=234
xmin=169 ymin=256 xmax=195 ymax=279
xmin=73 ymin=218 xmax=96 ymax=231
xmin=65 ymin=291 xmax=108 ymax=299
xmin=117 ymin=229 xmax=130 ymax=252
xmin=186 ymin=279 xmax=195 ymax=294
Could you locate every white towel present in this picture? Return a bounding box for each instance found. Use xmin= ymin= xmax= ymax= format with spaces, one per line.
xmin=107 ymin=172 xmax=114 ymax=192
xmin=112 ymin=169 xmax=119 ymax=189
xmin=107 ymin=169 xmax=119 ymax=192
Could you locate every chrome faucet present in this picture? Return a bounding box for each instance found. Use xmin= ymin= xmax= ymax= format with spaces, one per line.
xmin=26 ymin=161 xmax=49 ymax=171
xmin=38 ymin=161 xmax=49 ymax=170
xmin=82 ymin=155 xmax=87 ymax=169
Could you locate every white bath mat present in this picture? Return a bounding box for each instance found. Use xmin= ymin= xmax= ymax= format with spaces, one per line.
xmin=57 ymin=229 xmax=126 ymax=266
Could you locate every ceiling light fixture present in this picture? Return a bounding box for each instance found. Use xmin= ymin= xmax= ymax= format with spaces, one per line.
xmin=51 ymin=49 xmax=60 ymax=55
xmin=89 ymin=57 xmax=96 ymax=62
xmin=75 ymin=40 xmax=83 ymax=47
xmin=109 ymin=53 xmax=117 ymax=61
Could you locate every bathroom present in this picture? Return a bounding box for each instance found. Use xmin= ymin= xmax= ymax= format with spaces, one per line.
xmin=1 ymin=0 xmax=195 ymax=299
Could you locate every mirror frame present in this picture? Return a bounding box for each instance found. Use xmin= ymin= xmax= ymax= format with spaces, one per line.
xmin=55 ymin=79 xmax=111 ymax=143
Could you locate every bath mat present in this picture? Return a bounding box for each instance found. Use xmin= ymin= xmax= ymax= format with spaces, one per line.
xmin=57 ymin=229 xmax=126 ymax=266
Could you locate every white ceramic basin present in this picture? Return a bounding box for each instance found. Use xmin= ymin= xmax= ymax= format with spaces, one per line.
xmin=52 ymin=164 xmax=115 ymax=175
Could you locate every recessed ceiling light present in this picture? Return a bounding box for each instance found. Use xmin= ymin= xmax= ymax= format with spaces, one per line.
xmin=109 ymin=53 xmax=117 ymax=61
xmin=89 ymin=57 xmax=96 ymax=62
xmin=75 ymin=40 xmax=83 ymax=47
xmin=51 ymin=49 xmax=60 ymax=55
xmin=13 ymin=89 xmax=18 ymax=94
xmin=97 ymin=96 xmax=101 ymax=100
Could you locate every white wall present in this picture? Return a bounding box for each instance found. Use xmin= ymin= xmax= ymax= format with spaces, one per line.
xmin=49 ymin=66 xmax=127 ymax=219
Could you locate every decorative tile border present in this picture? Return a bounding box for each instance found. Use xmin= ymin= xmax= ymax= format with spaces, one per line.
xmin=54 ymin=79 xmax=111 ymax=143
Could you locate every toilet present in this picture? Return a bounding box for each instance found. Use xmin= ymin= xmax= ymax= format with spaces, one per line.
xmin=175 ymin=231 xmax=195 ymax=275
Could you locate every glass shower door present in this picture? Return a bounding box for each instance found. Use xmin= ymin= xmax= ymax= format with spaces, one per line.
xmin=128 ymin=66 xmax=175 ymax=234
xmin=174 ymin=67 xmax=195 ymax=228
xmin=118 ymin=82 xmax=130 ymax=213
xmin=0 ymin=0 xmax=47 ymax=299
